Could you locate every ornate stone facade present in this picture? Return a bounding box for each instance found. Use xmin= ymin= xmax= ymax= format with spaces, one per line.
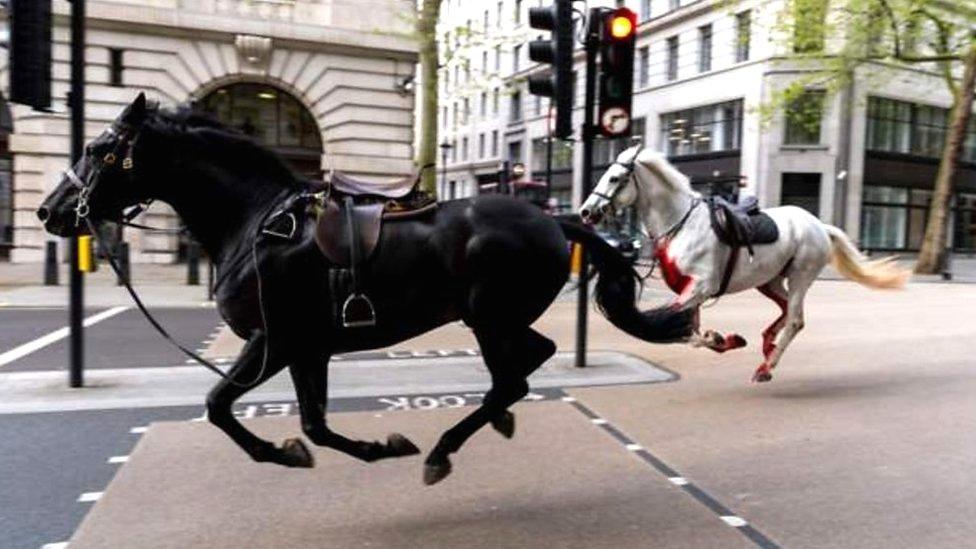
xmin=0 ymin=0 xmax=417 ymax=262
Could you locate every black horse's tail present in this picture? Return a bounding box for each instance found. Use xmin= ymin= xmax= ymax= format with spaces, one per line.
xmin=558 ymin=220 xmax=695 ymax=343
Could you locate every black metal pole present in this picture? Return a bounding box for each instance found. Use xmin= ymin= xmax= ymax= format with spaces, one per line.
xmin=68 ymin=0 xmax=86 ymax=388
xmin=575 ymin=9 xmax=601 ymax=369
xmin=545 ymin=107 xmax=554 ymax=202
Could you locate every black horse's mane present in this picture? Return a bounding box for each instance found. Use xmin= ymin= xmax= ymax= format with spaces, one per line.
xmin=147 ymin=105 xmax=309 ymax=190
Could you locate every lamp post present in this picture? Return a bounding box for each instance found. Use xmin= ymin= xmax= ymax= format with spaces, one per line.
xmin=439 ymin=141 xmax=452 ymax=197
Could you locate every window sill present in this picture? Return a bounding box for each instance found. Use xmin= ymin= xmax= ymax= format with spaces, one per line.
xmin=780 ymin=144 xmax=828 ymax=151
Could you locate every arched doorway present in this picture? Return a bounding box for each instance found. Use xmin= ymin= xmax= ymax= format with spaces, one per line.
xmin=198 ymin=83 xmax=324 ymax=178
xmin=0 ymin=96 xmax=13 ymax=261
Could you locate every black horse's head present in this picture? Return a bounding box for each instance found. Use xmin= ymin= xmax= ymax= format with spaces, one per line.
xmin=38 ymin=93 xmax=156 ymax=236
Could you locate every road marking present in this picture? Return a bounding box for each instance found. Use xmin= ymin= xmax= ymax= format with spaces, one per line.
xmin=0 ymin=307 xmax=129 ymax=368
xmin=129 ymin=426 xmax=148 ymax=434
xmin=41 ymin=542 xmax=69 ymax=549
xmin=78 ymin=492 xmax=103 ymax=503
xmin=721 ymin=516 xmax=748 ymax=527
xmin=107 ymin=455 xmax=129 ymax=464
xmin=565 ymin=399 xmax=780 ymax=549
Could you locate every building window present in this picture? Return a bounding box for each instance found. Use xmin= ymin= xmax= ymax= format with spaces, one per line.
xmin=735 ymin=10 xmax=751 ymax=62
xmin=482 ymin=51 xmax=488 ymax=73
xmin=462 ymin=136 xmax=469 ymax=161
xmin=479 ymin=133 xmax=486 ymax=158
xmin=493 ymin=88 xmax=500 ymax=115
xmin=515 ymin=0 xmax=522 ymax=24
xmin=865 ymin=97 xmax=976 ymax=160
xmin=669 ymin=0 xmax=680 ymax=11
xmin=511 ymin=90 xmax=522 ymax=122
xmin=698 ymin=25 xmax=712 ymax=73
xmin=463 ymin=98 xmax=470 ymax=125
xmin=513 ymin=44 xmax=521 ymax=73
xmin=495 ymin=45 xmax=502 ymax=71
xmin=641 ymin=0 xmax=651 ymax=21
xmin=508 ymin=140 xmax=523 ymax=164
xmin=480 ymin=91 xmax=488 ymax=117
xmin=794 ymin=0 xmax=827 ymax=53
xmin=638 ymin=46 xmax=650 ymax=88
xmin=660 ymin=100 xmax=743 ymax=157
xmin=451 ymin=139 xmax=457 ymax=163
xmin=109 ymin=48 xmax=124 ymax=87
xmin=784 ymin=90 xmax=825 ymax=146
xmin=491 ymin=130 xmax=499 ymax=157
xmin=666 ymin=36 xmax=679 ymax=81
xmin=483 ymin=9 xmax=489 ymax=30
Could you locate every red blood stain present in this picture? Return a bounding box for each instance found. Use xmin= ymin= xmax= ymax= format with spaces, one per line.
xmin=655 ymin=240 xmax=693 ymax=298
xmin=757 ymin=286 xmax=788 ymax=358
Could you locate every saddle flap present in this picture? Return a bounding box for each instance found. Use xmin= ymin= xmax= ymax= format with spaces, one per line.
xmin=314 ymin=200 xmax=384 ymax=266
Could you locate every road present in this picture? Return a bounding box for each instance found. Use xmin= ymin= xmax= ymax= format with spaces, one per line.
xmin=1 ymin=279 xmax=974 ymax=548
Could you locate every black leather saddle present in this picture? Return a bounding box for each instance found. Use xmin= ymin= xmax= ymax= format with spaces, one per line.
xmin=705 ymin=195 xmax=780 ymax=296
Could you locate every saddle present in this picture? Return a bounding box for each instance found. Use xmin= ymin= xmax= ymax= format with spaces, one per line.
xmin=705 ymin=195 xmax=780 ymax=296
xmin=261 ymin=168 xmax=436 ymax=329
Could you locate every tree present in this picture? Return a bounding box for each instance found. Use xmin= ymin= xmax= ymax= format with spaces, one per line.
xmin=768 ymin=0 xmax=976 ymax=273
xmin=415 ymin=0 xmax=442 ymax=195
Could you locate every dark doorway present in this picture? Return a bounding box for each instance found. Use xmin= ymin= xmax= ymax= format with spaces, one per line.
xmin=198 ymin=83 xmax=324 ymax=179
xmin=781 ymin=172 xmax=821 ymax=217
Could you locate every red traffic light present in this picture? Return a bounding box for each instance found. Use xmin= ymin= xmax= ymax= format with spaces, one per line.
xmin=607 ymin=8 xmax=637 ymax=40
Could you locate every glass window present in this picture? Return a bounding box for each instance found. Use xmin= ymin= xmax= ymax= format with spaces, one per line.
xmin=666 ymin=36 xmax=679 ymax=81
xmin=793 ymin=0 xmax=827 ymax=53
xmin=698 ymin=25 xmax=712 ymax=73
xmin=638 ymin=46 xmax=650 ymax=88
xmin=511 ymin=89 xmax=522 ymax=122
xmin=735 ymin=11 xmax=751 ymax=62
xmin=660 ymin=100 xmax=743 ymax=156
xmin=866 ymin=96 xmax=976 ymax=160
xmin=784 ymin=90 xmax=825 ymax=146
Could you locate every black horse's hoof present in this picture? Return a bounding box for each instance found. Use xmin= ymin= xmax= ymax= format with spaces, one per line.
xmin=423 ymin=459 xmax=452 ymax=486
xmin=387 ymin=433 xmax=421 ymax=457
xmin=279 ymin=438 xmax=315 ymax=468
xmin=491 ymin=411 xmax=516 ymax=439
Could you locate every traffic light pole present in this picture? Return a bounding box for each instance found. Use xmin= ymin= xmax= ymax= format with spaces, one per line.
xmin=68 ymin=0 xmax=86 ymax=388
xmin=574 ymin=8 xmax=602 ymax=369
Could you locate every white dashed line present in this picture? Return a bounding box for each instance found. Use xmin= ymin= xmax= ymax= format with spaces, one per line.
xmin=720 ymin=516 xmax=748 ymax=527
xmin=590 ymin=418 xmax=608 ymax=425
xmin=41 ymin=542 xmax=69 ymax=549
xmin=0 ymin=307 xmax=129 ymax=368
xmin=78 ymin=492 xmax=103 ymax=503
xmin=560 ymin=396 xmax=576 ymax=402
xmin=129 ymin=426 xmax=148 ymax=434
xmin=625 ymin=443 xmax=643 ymax=452
xmin=107 ymin=455 xmax=129 ymax=464
xmin=668 ymin=476 xmax=689 ymax=486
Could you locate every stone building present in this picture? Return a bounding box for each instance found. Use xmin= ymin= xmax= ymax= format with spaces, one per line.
xmin=439 ymin=0 xmax=976 ymax=254
xmin=0 ymin=0 xmax=418 ymax=263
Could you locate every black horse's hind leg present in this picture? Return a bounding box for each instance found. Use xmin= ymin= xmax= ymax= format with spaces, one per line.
xmin=289 ymin=357 xmax=421 ymax=462
xmin=206 ymin=333 xmax=313 ymax=468
xmin=424 ymin=327 xmax=555 ymax=485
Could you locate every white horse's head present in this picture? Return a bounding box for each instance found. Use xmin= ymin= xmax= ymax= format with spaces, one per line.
xmin=580 ymin=144 xmax=652 ymax=224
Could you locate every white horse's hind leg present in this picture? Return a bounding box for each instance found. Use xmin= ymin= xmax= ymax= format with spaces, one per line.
xmin=752 ymin=271 xmax=815 ymax=382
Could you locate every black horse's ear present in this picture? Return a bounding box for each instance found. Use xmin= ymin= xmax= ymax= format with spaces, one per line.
xmin=120 ymin=93 xmax=148 ymax=125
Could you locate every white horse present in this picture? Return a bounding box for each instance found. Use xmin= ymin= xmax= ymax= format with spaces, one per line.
xmin=580 ymin=145 xmax=909 ymax=382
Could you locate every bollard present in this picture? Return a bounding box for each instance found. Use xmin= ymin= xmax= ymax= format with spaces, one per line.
xmin=77 ymin=235 xmax=95 ymax=273
xmin=116 ymin=242 xmax=131 ymax=286
xmin=186 ymin=241 xmax=200 ymax=286
xmin=207 ymin=260 xmax=216 ymax=301
xmin=44 ymin=241 xmax=59 ymax=285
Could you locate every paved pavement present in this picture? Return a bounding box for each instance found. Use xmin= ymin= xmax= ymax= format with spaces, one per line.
xmin=0 ymin=279 xmax=974 ymax=548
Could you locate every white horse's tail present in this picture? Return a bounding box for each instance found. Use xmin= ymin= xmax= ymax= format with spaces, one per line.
xmin=823 ymin=225 xmax=910 ymax=289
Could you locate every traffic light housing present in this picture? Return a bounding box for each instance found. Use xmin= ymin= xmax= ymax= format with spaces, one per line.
xmin=8 ymin=0 xmax=53 ymax=111
xmin=527 ymin=0 xmax=575 ymax=139
xmin=597 ymin=7 xmax=636 ymax=138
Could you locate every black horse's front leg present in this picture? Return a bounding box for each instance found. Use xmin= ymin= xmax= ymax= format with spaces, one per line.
xmin=206 ymin=332 xmax=313 ymax=468
xmin=289 ymin=357 xmax=421 ymax=462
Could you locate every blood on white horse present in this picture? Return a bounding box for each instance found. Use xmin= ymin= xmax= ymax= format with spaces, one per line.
xmin=581 ymin=145 xmax=910 ymax=382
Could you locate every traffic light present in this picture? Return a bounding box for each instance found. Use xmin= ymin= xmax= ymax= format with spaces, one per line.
xmin=597 ymin=7 xmax=636 ymax=138
xmin=527 ymin=0 xmax=575 ymax=139
xmin=8 ymin=0 xmax=53 ymax=111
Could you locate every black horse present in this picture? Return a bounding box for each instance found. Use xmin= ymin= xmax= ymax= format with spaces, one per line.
xmin=38 ymin=94 xmax=693 ymax=484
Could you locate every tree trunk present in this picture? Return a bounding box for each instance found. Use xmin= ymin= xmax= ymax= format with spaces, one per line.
xmin=415 ymin=0 xmax=441 ymax=196
xmin=915 ymin=43 xmax=976 ymax=274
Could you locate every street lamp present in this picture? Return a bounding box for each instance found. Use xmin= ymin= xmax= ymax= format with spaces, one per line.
xmin=439 ymin=141 xmax=452 ymax=197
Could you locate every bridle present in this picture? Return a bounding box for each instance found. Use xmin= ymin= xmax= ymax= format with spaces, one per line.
xmin=65 ymin=124 xmax=178 ymax=233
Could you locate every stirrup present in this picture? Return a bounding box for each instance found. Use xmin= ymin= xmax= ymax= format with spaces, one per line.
xmin=342 ymin=293 xmax=376 ymax=328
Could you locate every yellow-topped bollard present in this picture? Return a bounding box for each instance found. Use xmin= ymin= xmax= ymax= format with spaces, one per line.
xmin=77 ymin=235 xmax=94 ymax=273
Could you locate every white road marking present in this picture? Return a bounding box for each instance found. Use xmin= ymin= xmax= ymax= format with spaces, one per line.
xmin=720 ymin=516 xmax=748 ymax=527
xmin=625 ymin=443 xmax=643 ymax=451
xmin=668 ymin=476 xmax=689 ymax=486
xmin=0 ymin=307 xmax=129 ymax=368
xmin=107 ymin=455 xmax=129 ymax=464
xmin=41 ymin=542 xmax=69 ymax=549
xmin=560 ymin=396 xmax=576 ymax=402
xmin=590 ymin=418 xmax=608 ymax=425
xmin=129 ymin=426 xmax=148 ymax=434
xmin=77 ymin=492 xmax=103 ymax=503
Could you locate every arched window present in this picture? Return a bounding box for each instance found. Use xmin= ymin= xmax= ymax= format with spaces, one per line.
xmin=199 ymin=83 xmax=323 ymax=178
